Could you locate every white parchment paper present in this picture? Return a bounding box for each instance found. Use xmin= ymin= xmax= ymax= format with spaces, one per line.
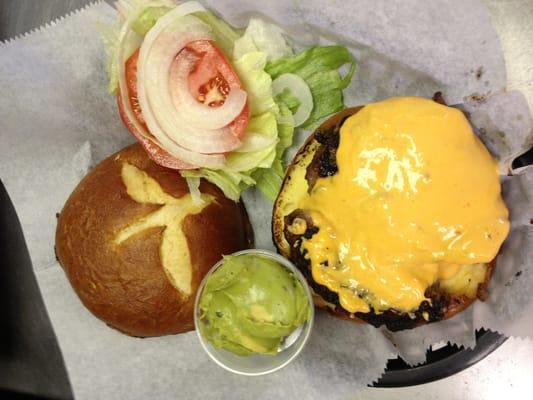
xmin=0 ymin=1 xmax=532 ymax=398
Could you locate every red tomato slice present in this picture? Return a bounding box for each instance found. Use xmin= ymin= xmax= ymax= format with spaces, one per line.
xmin=185 ymin=40 xmax=249 ymax=139
xmin=119 ymin=49 xmax=192 ymax=169
xmin=117 ymin=41 xmax=249 ymax=165
xmin=117 ymin=92 xmax=193 ymax=170
xmin=124 ymin=49 xmax=145 ymax=126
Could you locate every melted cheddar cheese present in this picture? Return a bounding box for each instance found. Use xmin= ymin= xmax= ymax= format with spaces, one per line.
xmin=297 ymin=97 xmax=509 ymax=314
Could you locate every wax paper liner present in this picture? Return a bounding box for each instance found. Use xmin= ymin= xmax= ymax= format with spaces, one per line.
xmin=0 ymin=1 xmax=531 ymax=398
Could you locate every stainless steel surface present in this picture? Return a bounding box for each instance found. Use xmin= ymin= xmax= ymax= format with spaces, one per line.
xmin=1 ymin=0 xmax=532 ymax=399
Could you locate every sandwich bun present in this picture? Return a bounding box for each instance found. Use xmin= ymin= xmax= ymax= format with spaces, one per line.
xmin=55 ymin=144 xmax=253 ymax=337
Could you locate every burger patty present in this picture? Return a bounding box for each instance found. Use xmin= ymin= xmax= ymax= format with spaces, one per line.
xmin=280 ymin=105 xmax=490 ymax=331
xmin=283 ymin=210 xmax=452 ymax=331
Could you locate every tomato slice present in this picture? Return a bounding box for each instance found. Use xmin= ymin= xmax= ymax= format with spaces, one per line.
xmin=124 ymin=49 xmax=145 ymax=126
xmin=119 ymin=50 xmax=191 ymax=169
xmin=117 ymin=41 xmax=249 ymax=167
xmin=117 ymin=93 xmax=193 ymax=170
xmin=185 ymin=40 xmax=249 ymax=139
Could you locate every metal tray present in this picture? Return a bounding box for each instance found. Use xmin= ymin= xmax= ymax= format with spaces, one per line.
xmin=374 ymin=330 xmax=507 ymax=387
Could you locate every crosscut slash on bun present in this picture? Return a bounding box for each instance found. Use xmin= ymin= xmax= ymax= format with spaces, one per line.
xmin=55 ymin=144 xmax=253 ymax=337
xmin=272 ymin=100 xmax=498 ymax=332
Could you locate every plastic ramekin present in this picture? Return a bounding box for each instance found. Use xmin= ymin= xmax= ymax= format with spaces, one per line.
xmin=194 ymin=249 xmax=315 ymax=376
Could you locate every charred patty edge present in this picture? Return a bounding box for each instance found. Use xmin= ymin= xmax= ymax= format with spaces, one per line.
xmin=283 ymin=208 xmax=494 ymax=331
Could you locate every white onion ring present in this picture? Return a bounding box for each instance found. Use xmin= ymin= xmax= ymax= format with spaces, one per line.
xmin=118 ymin=1 xmax=228 ymax=167
xmin=143 ymin=32 xmax=241 ymax=153
xmin=141 ymin=33 xmax=238 ymax=153
xmin=137 ymin=3 xmax=244 ymax=155
xmin=169 ymin=53 xmax=247 ymax=130
xmin=272 ymin=73 xmax=313 ymax=127
xmin=139 ymin=29 xmax=225 ymax=165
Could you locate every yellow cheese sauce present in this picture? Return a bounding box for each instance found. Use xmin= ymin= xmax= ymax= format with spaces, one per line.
xmin=297 ymin=97 xmax=509 ymax=314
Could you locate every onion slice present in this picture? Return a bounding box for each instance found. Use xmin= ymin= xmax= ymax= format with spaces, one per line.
xmin=142 ymin=31 xmax=241 ymax=153
xmin=136 ymin=2 xmax=244 ymax=157
xmin=138 ymin=29 xmax=226 ymax=165
xmin=117 ymin=1 xmax=227 ymax=167
xmin=117 ymin=92 xmax=193 ymax=170
xmin=272 ymin=73 xmax=313 ymax=127
xmin=169 ymin=54 xmax=247 ymax=130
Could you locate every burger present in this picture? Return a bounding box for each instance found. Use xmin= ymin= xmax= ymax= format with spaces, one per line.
xmin=55 ymin=144 xmax=253 ymax=337
xmin=272 ymin=96 xmax=510 ymax=331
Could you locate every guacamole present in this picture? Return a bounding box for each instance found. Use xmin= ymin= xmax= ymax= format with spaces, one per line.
xmin=198 ymin=254 xmax=310 ymax=355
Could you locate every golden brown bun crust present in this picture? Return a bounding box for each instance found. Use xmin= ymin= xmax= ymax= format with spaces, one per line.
xmin=272 ymin=106 xmax=496 ymax=331
xmin=55 ymin=144 xmax=253 ymax=337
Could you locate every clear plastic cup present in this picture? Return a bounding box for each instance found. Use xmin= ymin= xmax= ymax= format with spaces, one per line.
xmin=194 ymin=249 xmax=314 ymax=376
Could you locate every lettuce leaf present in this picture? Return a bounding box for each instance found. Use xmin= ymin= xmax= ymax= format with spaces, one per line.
xmin=266 ymin=45 xmax=356 ymax=129
xmin=232 ymin=51 xmax=278 ymax=116
xmin=276 ymin=103 xmax=295 ymax=153
xmin=274 ymin=88 xmax=301 ymax=115
xmin=102 ymin=4 xmax=332 ymax=201
xmin=233 ymin=18 xmax=293 ymax=61
xmin=131 ymin=6 xmax=171 ymax=35
xmin=96 ymin=21 xmax=120 ymax=93
xmin=253 ymin=104 xmax=294 ymax=201
xmin=224 ymin=112 xmax=279 ymax=172
xmin=300 ymin=69 xmax=346 ymax=130
xmin=181 ymin=169 xmax=256 ymax=201
xmin=252 ymin=161 xmax=284 ymax=202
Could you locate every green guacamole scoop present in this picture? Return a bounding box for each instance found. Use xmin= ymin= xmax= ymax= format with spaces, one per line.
xmin=198 ymin=253 xmax=311 ymax=356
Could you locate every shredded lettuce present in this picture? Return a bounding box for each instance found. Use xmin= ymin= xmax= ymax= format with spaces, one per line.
xmin=276 ymin=103 xmax=295 ymax=154
xmin=266 ymin=46 xmax=356 ymax=129
xmin=232 ymin=51 xmax=278 ymax=116
xmin=181 ymin=169 xmax=256 ymax=201
xmin=131 ymin=6 xmax=171 ymax=35
xmin=275 ymin=88 xmax=301 ymax=115
xmin=96 ymin=21 xmax=120 ymax=93
xmin=253 ymin=104 xmax=294 ymax=201
xmin=233 ymin=18 xmax=293 ymax=61
xmin=185 ymin=176 xmax=204 ymax=205
xmin=224 ymin=112 xmax=278 ymax=172
xmin=102 ymin=3 xmax=355 ymax=201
